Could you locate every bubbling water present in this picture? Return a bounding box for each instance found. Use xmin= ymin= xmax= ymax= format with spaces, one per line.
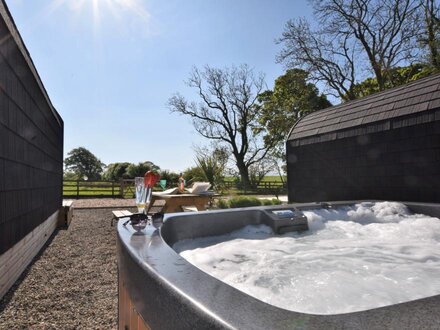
xmin=173 ymin=202 xmax=440 ymax=314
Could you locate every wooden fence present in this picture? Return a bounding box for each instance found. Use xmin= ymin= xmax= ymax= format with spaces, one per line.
xmin=63 ymin=180 xmax=121 ymax=198
xmin=63 ymin=179 xmax=287 ymax=199
xmin=223 ymin=180 xmax=287 ymax=195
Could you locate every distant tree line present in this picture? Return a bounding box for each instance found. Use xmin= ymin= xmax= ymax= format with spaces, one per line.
xmin=63 ymin=146 xmax=227 ymax=192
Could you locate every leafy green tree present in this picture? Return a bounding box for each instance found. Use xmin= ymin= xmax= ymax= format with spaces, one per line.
xmin=125 ymin=161 xmax=160 ymax=178
xmin=256 ymin=69 xmax=331 ymax=158
xmin=64 ymin=147 xmax=105 ymax=180
xmin=159 ymin=170 xmax=180 ymax=187
xmin=352 ymin=64 xmax=437 ymax=98
xmin=63 ymin=171 xmax=79 ymax=180
xmin=102 ymin=162 xmax=131 ymax=181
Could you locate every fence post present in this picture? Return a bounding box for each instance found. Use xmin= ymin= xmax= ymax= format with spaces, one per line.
xmin=120 ymin=180 xmax=124 ymax=198
xmin=112 ymin=181 xmax=115 ymax=198
xmin=76 ymin=180 xmax=79 ymax=198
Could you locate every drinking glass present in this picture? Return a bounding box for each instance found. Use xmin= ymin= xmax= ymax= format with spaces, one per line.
xmin=135 ymin=177 xmax=147 ymax=213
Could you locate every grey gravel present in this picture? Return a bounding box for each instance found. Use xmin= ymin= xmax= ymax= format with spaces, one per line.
xmin=0 ymin=208 xmax=125 ymax=329
xmin=69 ymin=198 xmax=136 ymax=209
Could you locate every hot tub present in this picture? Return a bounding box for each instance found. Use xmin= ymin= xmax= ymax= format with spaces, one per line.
xmin=117 ymin=201 xmax=440 ymax=329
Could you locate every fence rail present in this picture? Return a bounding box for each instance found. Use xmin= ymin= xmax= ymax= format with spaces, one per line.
xmin=63 ymin=178 xmax=287 ymax=199
xmin=223 ymin=180 xmax=286 ymax=188
xmin=63 ymin=180 xmax=121 ymax=199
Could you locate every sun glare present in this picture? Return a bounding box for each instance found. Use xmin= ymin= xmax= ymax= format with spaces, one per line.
xmin=46 ymin=0 xmax=151 ymax=28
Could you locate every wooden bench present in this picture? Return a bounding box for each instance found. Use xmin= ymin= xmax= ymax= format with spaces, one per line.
xmin=181 ymin=206 xmax=199 ymax=212
xmin=58 ymin=200 xmax=74 ymax=228
xmin=151 ymin=193 xmax=210 ymax=213
xmin=111 ymin=210 xmax=133 ymax=226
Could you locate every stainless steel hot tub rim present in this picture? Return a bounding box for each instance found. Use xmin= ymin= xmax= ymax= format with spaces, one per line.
xmin=117 ymin=201 xmax=440 ymax=330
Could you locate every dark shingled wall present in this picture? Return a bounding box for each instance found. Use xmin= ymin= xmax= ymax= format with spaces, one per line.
xmin=287 ymin=74 xmax=440 ymax=203
xmin=0 ymin=1 xmax=63 ymax=254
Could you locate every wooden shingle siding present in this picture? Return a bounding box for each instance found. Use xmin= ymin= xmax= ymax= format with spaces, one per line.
xmin=289 ymin=74 xmax=440 ymax=143
xmin=0 ymin=0 xmax=63 ymax=255
xmin=287 ymin=74 xmax=440 ymax=203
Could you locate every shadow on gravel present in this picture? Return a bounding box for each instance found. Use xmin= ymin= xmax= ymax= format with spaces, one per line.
xmin=0 ymin=228 xmax=60 ymax=313
xmin=1 ymin=209 xmax=119 ymax=328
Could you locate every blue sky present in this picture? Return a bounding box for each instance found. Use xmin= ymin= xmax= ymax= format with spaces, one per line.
xmin=7 ymin=0 xmax=312 ymax=172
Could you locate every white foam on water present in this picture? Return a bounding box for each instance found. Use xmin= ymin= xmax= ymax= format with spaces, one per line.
xmin=173 ymin=202 xmax=440 ymax=314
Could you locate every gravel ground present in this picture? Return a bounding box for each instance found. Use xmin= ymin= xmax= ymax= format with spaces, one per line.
xmin=68 ymin=198 xmax=136 ymax=209
xmin=69 ymin=196 xmax=288 ymax=209
xmin=0 ymin=207 xmax=127 ymax=329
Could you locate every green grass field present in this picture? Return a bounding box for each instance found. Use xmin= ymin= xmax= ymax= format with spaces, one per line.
xmin=261 ymin=176 xmax=286 ymax=182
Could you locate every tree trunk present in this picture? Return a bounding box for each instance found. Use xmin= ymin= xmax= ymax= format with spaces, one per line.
xmin=426 ymin=0 xmax=440 ymax=69
xmin=235 ymin=157 xmax=251 ymax=190
xmin=373 ymin=65 xmax=385 ymax=91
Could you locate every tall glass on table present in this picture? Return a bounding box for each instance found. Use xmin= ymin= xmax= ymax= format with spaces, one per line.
xmin=135 ymin=177 xmax=148 ymax=213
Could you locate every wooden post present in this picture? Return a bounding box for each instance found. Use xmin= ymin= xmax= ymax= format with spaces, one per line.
xmin=112 ymin=181 xmax=115 ymax=198
xmin=76 ymin=180 xmax=80 ymax=198
xmin=120 ymin=180 xmax=124 ymax=198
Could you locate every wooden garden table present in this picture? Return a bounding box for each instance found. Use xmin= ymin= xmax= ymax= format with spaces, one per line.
xmin=150 ymin=193 xmax=212 ymax=213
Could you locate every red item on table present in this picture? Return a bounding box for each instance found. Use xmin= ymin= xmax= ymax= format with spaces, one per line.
xmin=144 ymin=171 xmax=161 ymax=188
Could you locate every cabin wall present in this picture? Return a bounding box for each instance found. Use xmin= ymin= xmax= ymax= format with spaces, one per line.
xmin=0 ymin=3 xmax=63 ymax=256
xmin=287 ymin=118 xmax=440 ymax=203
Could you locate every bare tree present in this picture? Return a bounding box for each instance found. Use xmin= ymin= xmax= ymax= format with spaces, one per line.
xmin=278 ymin=0 xmax=421 ymax=99
xmin=168 ymin=65 xmax=274 ymax=188
xmin=420 ymin=0 xmax=440 ymax=68
xmin=278 ymin=18 xmax=358 ymax=100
